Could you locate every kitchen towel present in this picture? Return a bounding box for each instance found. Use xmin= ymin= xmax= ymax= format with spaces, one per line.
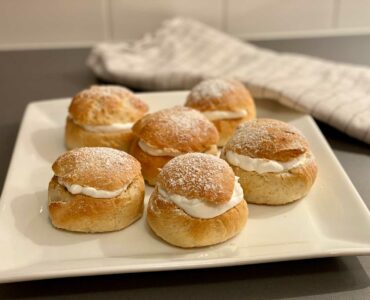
xmin=88 ymin=18 xmax=370 ymax=144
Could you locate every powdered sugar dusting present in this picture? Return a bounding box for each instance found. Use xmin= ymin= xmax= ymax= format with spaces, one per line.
xmin=225 ymin=119 xmax=307 ymax=160
xmin=70 ymin=85 xmax=148 ymax=125
xmin=159 ymin=153 xmax=234 ymax=204
xmin=190 ymin=79 xmax=234 ymax=101
xmin=165 ymin=108 xmax=207 ymax=144
xmin=54 ymin=147 xmax=140 ymax=190
xmin=78 ymin=85 xmax=132 ymax=99
xmin=138 ymin=106 xmax=218 ymax=151
xmin=80 ymin=85 xmax=148 ymax=113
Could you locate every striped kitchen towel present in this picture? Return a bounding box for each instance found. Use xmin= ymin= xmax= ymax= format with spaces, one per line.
xmin=88 ymin=18 xmax=370 ymax=144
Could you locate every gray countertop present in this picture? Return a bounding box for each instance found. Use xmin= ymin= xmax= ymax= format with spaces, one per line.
xmin=0 ymin=35 xmax=369 ymax=299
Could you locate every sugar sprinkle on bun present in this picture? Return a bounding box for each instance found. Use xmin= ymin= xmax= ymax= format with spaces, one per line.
xmin=65 ymin=85 xmax=148 ymax=151
xmin=224 ymin=118 xmax=308 ymax=162
xmin=48 ymin=147 xmax=145 ymax=232
xmin=186 ymin=79 xmax=256 ymax=146
xmin=147 ymin=153 xmax=248 ymax=248
xmin=189 ymin=78 xmax=235 ymax=101
xmin=53 ymin=147 xmax=141 ymax=191
xmin=158 ymin=153 xmax=234 ymax=204
xmin=222 ymin=119 xmax=317 ymax=205
xmin=130 ymin=106 xmax=219 ymax=185
xmin=69 ymin=85 xmax=148 ymax=125
xmin=132 ymin=106 xmax=218 ymax=153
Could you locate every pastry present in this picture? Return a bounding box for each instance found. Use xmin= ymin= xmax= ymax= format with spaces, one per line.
xmin=65 ymin=85 xmax=148 ymax=151
xmin=48 ymin=147 xmax=145 ymax=232
xmin=130 ymin=106 xmax=219 ymax=185
xmin=185 ymin=78 xmax=256 ymax=146
xmin=221 ymin=119 xmax=318 ymax=205
xmin=147 ymin=153 xmax=248 ymax=248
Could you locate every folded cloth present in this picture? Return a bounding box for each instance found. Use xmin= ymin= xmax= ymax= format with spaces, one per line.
xmin=88 ymin=18 xmax=370 ymax=144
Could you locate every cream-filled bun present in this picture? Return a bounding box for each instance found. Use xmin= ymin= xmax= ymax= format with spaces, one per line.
xmin=65 ymin=85 xmax=149 ymax=151
xmin=221 ymin=119 xmax=318 ymax=205
xmin=185 ymin=79 xmax=256 ymax=146
xmin=48 ymin=147 xmax=145 ymax=232
xmin=147 ymin=153 xmax=248 ymax=248
xmin=130 ymin=106 xmax=219 ymax=186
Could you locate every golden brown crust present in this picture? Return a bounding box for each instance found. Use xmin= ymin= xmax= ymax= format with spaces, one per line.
xmin=48 ymin=175 xmax=145 ymax=232
xmin=158 ymin=153 xmax=235 ymax=204
xmin=147 ymin=188 xmax=248 ymax=248
xmin=52 ymin=147 xmax=141 ymax=191
xmin=221 ymin=152 xmax=318 ymax=205
xmin=69 ymin=85 xmax=148 ymax=126
xmin=65 ymin=117 xmax=134 ymax=151
xmin=132 ymin=106 xmax=219 ymax=153
xmin=129 ymin=138 xmax=172 ymax=186
xmin=223 ymin=119 xmax=309 ymax=162
xmin=186 ymin=79 xmax=256 ymax=114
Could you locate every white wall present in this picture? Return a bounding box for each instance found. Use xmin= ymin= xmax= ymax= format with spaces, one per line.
xmin=1 ymin=0 xmax=370 ymax=50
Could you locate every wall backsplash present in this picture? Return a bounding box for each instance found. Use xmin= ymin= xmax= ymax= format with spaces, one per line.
xmin=1 ymin=0 xmax=370 ymax=50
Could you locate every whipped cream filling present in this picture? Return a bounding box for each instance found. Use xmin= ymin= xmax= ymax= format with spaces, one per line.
xmin=69 ymin=115 xmax=133 ymax=133
xmin=138 ymin=140 xmax=218 ymax=157
xmin=225 ymin=151 xmax=310 ymax=174
xmin=203 ymin=110 xmax=247 ymax=121
xmin=58 ymin=178 xmax=128 ymax=199
xmin=158 ymin=177 xmax=244 ymax=219
xmin=138 ymin=140 xmax=184 ymax=157
xmin=82 ymin=122 xmax=133 ymax=133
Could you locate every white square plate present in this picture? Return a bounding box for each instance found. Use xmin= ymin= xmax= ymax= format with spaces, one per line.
xmin=1 ymin=91 xmax=370 ymax=284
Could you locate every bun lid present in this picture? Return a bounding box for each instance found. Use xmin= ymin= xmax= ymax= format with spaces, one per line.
xmin=223 ymin=119 xmax=309 ymax=162
xmin=132 ymin=106 xmax=219 ymax=153
xmin=69 ymin=85 xmax=148 ymax=126
xmin=158 ymin=153 xmax=235 ymax=204
xmin=53 ymin=147 xmax=141 ymax=191
xmin=186 ymin=79 xmax=254 ymax=112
